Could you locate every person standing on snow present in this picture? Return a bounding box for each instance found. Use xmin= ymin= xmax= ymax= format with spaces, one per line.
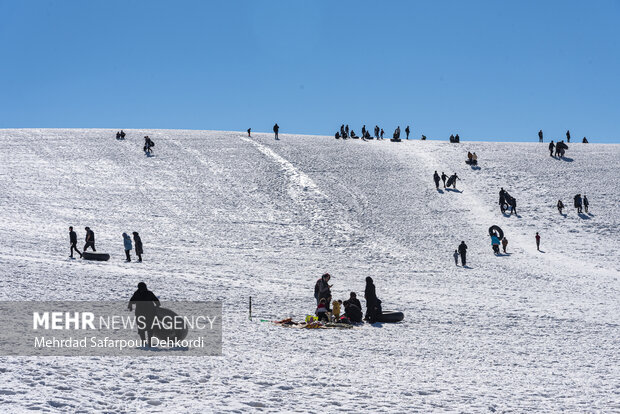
xmin=127 ymin=282 xmax=161 ymax=347
xmin=538 ymin=129 xmax=543 ymax=142
xmin=458 ymin=241 xmax=468 ymax=266
xmin=535 ymin=232 xmax=541 ymax=251
xmin=69 ymin=226 xmax=82 ymax=258
xmin=491 ymin=234 xmax=501 ymax=254
xmin=314 ymin=273 xmax=332 ymax=309
xmin=364 ymin=277 xmax=382 ymax=323
xmin=450 ymin=173 xmax=460 ymax=189
xmin=566 ymin=130 xmax=571 ymax=143
xmin=441 ymin=172 xmax=448 ymax=188
xmin=574 ymin=194 xmax=583 ymax=214
xmin=133 ymin=232 xmax=143 ymax=262
xmin=501 ymin=237 xmax=508 ymax=254
xmin=84 ymin=227 xmax=96 ymax=252
xmin=549 ymin=141 xmax=555 ymax=157
xmin=123 ymin=233 xmax=132 ymax=262
xmin=583 ymin=195 xmax=589 ymax=213
xmin=374 ymin=125 xmax=379 ymax=139
xmin=453 ymin=250 xmax=459 ymax=266
xmin=247 ymin=128 xmax=251 ymax=137
xmin=433 ymin=171 xmax=440 ymax=189
xmin=557 ymin=200 xmax=564 ymax=215
xmin=380 ymin=128 xmax=384 ymax=139
xmin=405 ymin=125 xmax=410 ymax=139
xmin=273 ymin=123 xmax=279 ymax=140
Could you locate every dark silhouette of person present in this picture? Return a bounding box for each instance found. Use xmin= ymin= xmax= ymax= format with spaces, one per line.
xmin=343 ymin=292 xmax=363 ymax=323
xmin=421 ymin=135 xmax=427 ymax=140
xmin=449 ymin=134 xmax=455 ymax=143
xmin=454 ymin=134 xmax=460 ymax=143
xmin=127 ymin=282 xmax=161 ymax=347
xmin=433 ymin=171 xmax=440 ymax=189
xmin=441 ymin=172 xmax=447 ymax=188
xmin=535 ymin=232 xmax=541 ymax=251
xmin=116 ymin=131 xmax=121 ymax=139
xmin=499 ymin=188 xmax=507 ymax=213
xmin=538 ymin=129 xmax=543 ymax=142
xmin=69 ymin=226 xmax=82 ymax=258
xmin=143 ymin=136 xmax=154 ymax=154
xmin=574 ymin=194 xmax=583 ymax=213
xmin=450 ymin=173 xmax=460 ymax=189
xmin=583 ymin=195 xmax=589 ymax=213
xmin=405 ymin=125 xmax=410 ymax=139
xmin=133 ymin=232 xmax=143 ymax=262
xmin=557 ymin=200 xmax=564 ymax=214
xmin=374 ymin=125 xmax=379 ymax=139
xmin=84 ymin=227 xmax=96 ymax=252
xmin=340 ymin=124 xmax=345 ymax=138
xmin=380 ymin=129 xmax=384 ymax=139
xmin=549 ymin=141 xmax=555 ymax=157
xmin=582 ymin=137 xmax=589 ymax=143
xmin=458 ymin=241 xmax=468 ymax=266
xmin=345 ymin=125 xmax=349 ymax=136
xmin=247 ymin=128 xmax=251 ymax=137
xmin=120 ymin=130 xmax=125 ymax=139
xmin=314 ymin=273 xmax=332 ymax=308
xmin=364 ymin=277 xmax=382 ymax=323
xmin=362 ymin=125 xmax=366 ymax=137
xmin=273 ymin=123 xmax=279 ymax=140
xmin=335 ymin=132 xmax=340 ymax=139
xmin=566 ymin=130 xmax=571 ymax=143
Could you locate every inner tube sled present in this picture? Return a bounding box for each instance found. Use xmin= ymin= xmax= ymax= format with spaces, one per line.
xmin=82 ymin=252 xmax=110 ymax=261
xmin=377 ymin=311 xmax=404 ymax=323
xmin=151 ymin=307 xmax=189 ymax=341
xmin=488 ymin=225 xmax=504 ymax=240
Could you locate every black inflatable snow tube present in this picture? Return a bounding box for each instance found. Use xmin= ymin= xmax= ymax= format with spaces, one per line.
xmin=377 ymin=311 xmax=404 ymax=323
xmin=488 ymin=225 xmax=504 ymax=240
xmin=82 ymin=252 xmax=110 ymax=261
xmin=151 ymin=307 xmax=189 ymax=342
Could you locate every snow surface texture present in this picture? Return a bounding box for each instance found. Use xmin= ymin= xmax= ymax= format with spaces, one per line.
xmin=0 ymin=129 xmax=618 ymax=412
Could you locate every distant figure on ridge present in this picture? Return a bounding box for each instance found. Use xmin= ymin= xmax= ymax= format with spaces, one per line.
xmin=273 ymin=123 xmax=279 ymax=140
xmin=566 ymin=130 xmax=571 ymax=143
xmin=538 ymin=129 xmax=543 ymax=143
xmin=247 ymin=128 xmax=251 ymax=137
xmin=405 ymin=125 xmax=410 ymax=139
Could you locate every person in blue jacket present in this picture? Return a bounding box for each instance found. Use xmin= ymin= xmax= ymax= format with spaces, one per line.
xmin=123 ymin=233 xmax=132 ymax=262
xmin=491 ymin=234 xmax=501 ymax=254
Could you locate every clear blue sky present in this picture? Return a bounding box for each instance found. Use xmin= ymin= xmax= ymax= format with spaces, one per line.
xmin=1 ymin=1 xmax=619 ymax=142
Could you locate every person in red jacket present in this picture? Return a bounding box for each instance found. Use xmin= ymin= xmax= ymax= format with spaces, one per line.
xmin=535 ymin=232 xmax=541 ymax=251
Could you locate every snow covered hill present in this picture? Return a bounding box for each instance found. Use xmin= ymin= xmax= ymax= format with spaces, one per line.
xmin=0 ymin=129 xmax=618 ymax=412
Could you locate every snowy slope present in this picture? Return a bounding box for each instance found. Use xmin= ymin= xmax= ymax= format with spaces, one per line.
xmin=0 ymin=129 xmax=618 ymax=412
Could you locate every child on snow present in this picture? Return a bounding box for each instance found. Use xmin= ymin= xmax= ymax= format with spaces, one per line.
xmin=123 ymin=233 xmax=132 ymax=262
xmin=453 ymin=250 xmax=459 ymax=265
xmin=316 ymin=298 xmax=329 ymax=322
xmin=332 ymin=300 xmax=342 ymax=321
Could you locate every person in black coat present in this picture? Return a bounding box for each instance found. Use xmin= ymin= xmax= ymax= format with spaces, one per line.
xmin=441 ymin=172 xmax=448 ymax=188
xmin=566 ymin=130 xmax=571 ymax=143
xmin=273 ymin=123 xmax=279 ymax=140
xmin=458 ymin=241 xmax=468 ymax=266
xmin=133 ymin=232 xmax=143 ymax=262
xmin=364 ymin=277 xmax=382 ymax=323
xmin=127 ymin=282 xmax=161 ymax=346
xmin=343 ymin=292 xmax=363 ymax=323
xmin=69 ymin=226 xmax=82 ymax=258
xmin=84 ymin=227 xmax=96 ymax=252
xmin=538 ymin=129 xmax=543 ymax=142
xmin=314 ymin=273 xmax=332 ymax=309
xmin=405 ymin=125 xmax=410 ymax=139
xmin=433 ymin=171 xmax=440 ymax=189
xmin=549 ymin=141 xmax=555 ymax=157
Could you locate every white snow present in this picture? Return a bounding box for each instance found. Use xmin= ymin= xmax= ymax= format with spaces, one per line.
xmin=0 ymin=129 xmax=618 ymax=412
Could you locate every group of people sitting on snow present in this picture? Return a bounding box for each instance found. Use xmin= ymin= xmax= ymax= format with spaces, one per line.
xmin=335 ymin=124 xmax=415 ymax=141
xmin=313 ymin=273 xmax=383 ymax=324
xmin=115 ymin=130 xmax=126 ymax=140
xmin=466 ymin=151 xmax=478 ymax=165
xmin=449 ymin=134 xmax=461 ymax=143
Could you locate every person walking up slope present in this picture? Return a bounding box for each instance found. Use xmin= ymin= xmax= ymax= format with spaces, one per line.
xmin=583 ymin=195 xmax=589 ymax=213
xmin=501 ymin=237 xmax=508 ymax=253
xmin=458 ymin=241 xmax=467 ymax=266
xmin=123 ymin=233 xmax=132 ymax=262
xmin=84 ymin=227 xmax=96 ymax=252
xmin=453 ymin=250 xmax=459 ymax=266
xmin=69 ymin=226 xmax=82 ymax=258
